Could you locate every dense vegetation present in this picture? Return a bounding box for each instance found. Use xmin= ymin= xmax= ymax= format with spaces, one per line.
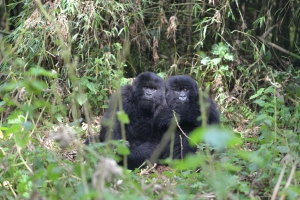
xmin=0 ymin=0 xmax=299 ymax=199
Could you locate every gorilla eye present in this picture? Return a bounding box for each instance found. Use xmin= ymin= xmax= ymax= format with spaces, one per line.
xmin=177 ymin=87 xmax=187 ymax=92
xmin=145 ymin=86 xmax=156 ymax=90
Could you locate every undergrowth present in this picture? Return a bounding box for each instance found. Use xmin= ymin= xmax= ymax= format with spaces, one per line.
xmin=0 ymin=0 xmax=300 ymax=199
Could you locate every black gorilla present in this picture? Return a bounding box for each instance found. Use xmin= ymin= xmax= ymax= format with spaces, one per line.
xmin=154 ymin=75 xmax=220 ymax=160
xmin=85 ymin=72 xmax=165 ymax=169
xmin=165 ymin=75 xmax=220 ymax=126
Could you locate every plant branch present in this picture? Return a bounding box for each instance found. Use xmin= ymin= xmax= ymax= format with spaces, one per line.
xmin=257 ymin=36 xmax=300 ymax=60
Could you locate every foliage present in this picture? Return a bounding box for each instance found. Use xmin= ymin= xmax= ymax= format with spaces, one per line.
xmin=1 ymin=0 xmax=300 ymax=199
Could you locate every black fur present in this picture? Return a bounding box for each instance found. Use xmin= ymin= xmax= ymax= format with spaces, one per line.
xmin=85 ymin=72 xmax=165 ymax=169
xmin=156 ymin=75 xmax=220 ymax=160
xmin=86 ymin=74 xmax=220 ymax=169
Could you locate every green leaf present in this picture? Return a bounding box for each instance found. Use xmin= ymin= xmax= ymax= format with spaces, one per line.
xmin=224 ymin=53 xmax=234 ymax=61
xmin=47 ymin=163 xmax=62 ymax=181
xmin=25 ymin=67 xmax=57 ymax=78
xmin=74 ymin=163 xmax=83 ymax=177
xmin=8 ymin=113 xmax=26 ymax=124
xmin=16 ymin=174 xmax=31 ymax=198
xmin=219 ymin=65 xmax=229 ymax=71
xmin=157 ymin=72 xmax=166 ymax=79
xmin=117 ymin=111 xmax=130 ymax=124
xmin=253 ymin=114 xmax=273 ymax=126
xmin=211 ymin=58 xmax=222 ymax=65
xmin=117 ymin=144 xmax=130 ymax=155
xmin=15 ymin=131 xmax=30 ymax=148
xmin=190 ymin=126 xmax=240 ymax=151
xmin=86 ymin=82 xmax=97 ymax=93
xmin=25 ymin=80 xmax=47 ymax=94
xmin=200 ymin=57 xmax=210 ymax=65
xmin=211 ymin=43 xmax=229 ymax=56
xmin=55 ymin=113 xmax=64 ymax=122
xmin=173 ymin=154 xmax=205 ymax=170
xmin=0 ymin=101 xmax=6 ymax=107
xmin=189 ymin=127 xmax=205 ymax=145
xmin=120 ymin=77 xmax=130 ymax=86
xmin=253 ymin=98 xmax=265 ymax=106
xmin=80 ymin=77 xmax=89 ymax=85
xmin=264 ymin=50 xmax=272 ymax=61
xmin=76 ymin=93 xmax=87 ymax=106
xmin=162 ymin=171 xmax=175 ymax=177
xmin=5 ymin=124 xmax=21 ymax=133
xmin=197 ymin=50 xmax=207 ymax=57
xmin=101 ymin=104 xmax=108 ymax=109
xmin=98 ymin=95 xmax=104 ymax=101
xmin=0 ymin=81 xmax=23 ymax=92
xmin=197 ymin=51 xmax=207 ymax=58
xmin=203 ymin=127 xmax=240 ymax=150
xmin=264 ymin=86 xmax=274 ymax=93
xmin=277 ymin=146 xmax=289 ymax=153
xmin=249 ymin=88 xmax=265 ymax=99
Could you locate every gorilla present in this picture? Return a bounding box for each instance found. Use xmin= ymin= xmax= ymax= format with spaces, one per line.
xmin=165 ymin=75 xmax=220 ymax=126
xmin=85 ymin=72 xmax=165 ymax=170
xmin=153 ymin=75 xmax=220 ymax=161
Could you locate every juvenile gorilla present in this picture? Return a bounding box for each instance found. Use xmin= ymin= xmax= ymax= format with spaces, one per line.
xmin=166 ymin=75 xmax=220 ymax=126
xmin=156 ymin=75 xmax=220 ymax=160
xmin=85 ymin=72 xmax=165 ymax=169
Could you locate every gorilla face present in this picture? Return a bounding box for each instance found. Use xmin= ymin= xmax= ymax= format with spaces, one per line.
xmin=132 ymin=72 xmax=164 ymax=115
xmin=173 ymin=86 xmax=189 ymax=103
xmin=141 ymin=85 xmax=158 ymax=101
xmin=165 ymin=75 xmax=199 ymax=112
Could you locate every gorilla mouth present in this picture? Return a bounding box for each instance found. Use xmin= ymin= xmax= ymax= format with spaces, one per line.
xmin=141 ymin=98 xmax=153 ymax=102
xmin=176 ymin=100 xmax=188 ymax=104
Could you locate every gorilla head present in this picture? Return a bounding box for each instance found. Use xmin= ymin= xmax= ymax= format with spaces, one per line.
xmin=165 ymin=75 xmax=199 ymax=115
xmin=165 ymin=75 xmax=220 ymax=126
xmin=132 ymin=72 xmax=164 ymax=116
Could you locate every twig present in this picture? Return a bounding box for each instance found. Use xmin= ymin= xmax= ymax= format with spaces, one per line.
xmin=139 ymin=163 xmax=157 ymax=176
xmin=16 ymin=146 xmax=34 ymax=175
xmin=279 ymin=161 xmax=297 ymax=200
xmin=257 ymin=36 xmax=300 ymax=60
xmin=172 ymin=111 xmax=197 ymax=146
xmin=0 ymin=30 xmax=10 ymax=35
xmin=271 ymin=162 xmax=286 ymax=200
xmin=261 ymin=23 xmax=279 ymax=39
xmin=256 ymin=20 xmax=300 ymax=60
xmin=180 ymin=135 xmax=183 ymax=161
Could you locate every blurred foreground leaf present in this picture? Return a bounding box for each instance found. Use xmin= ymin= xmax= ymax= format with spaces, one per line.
xmin=189 ymin=126 xmax=241 ymax=151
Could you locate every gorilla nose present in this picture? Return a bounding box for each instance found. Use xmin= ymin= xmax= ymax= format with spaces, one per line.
xmin=146 ymin=93 xmax=153 ymax=98
xmin=179 ymin=96 xmax=187 ymax=101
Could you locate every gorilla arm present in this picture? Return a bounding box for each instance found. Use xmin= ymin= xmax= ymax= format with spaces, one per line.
xmin=84 ymin=86 xmax=129 ymax=144
xmin=98 ymin=84 xmax=135 ymax=142
xmin=207 ymin=98 xmax=220 ymax=125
